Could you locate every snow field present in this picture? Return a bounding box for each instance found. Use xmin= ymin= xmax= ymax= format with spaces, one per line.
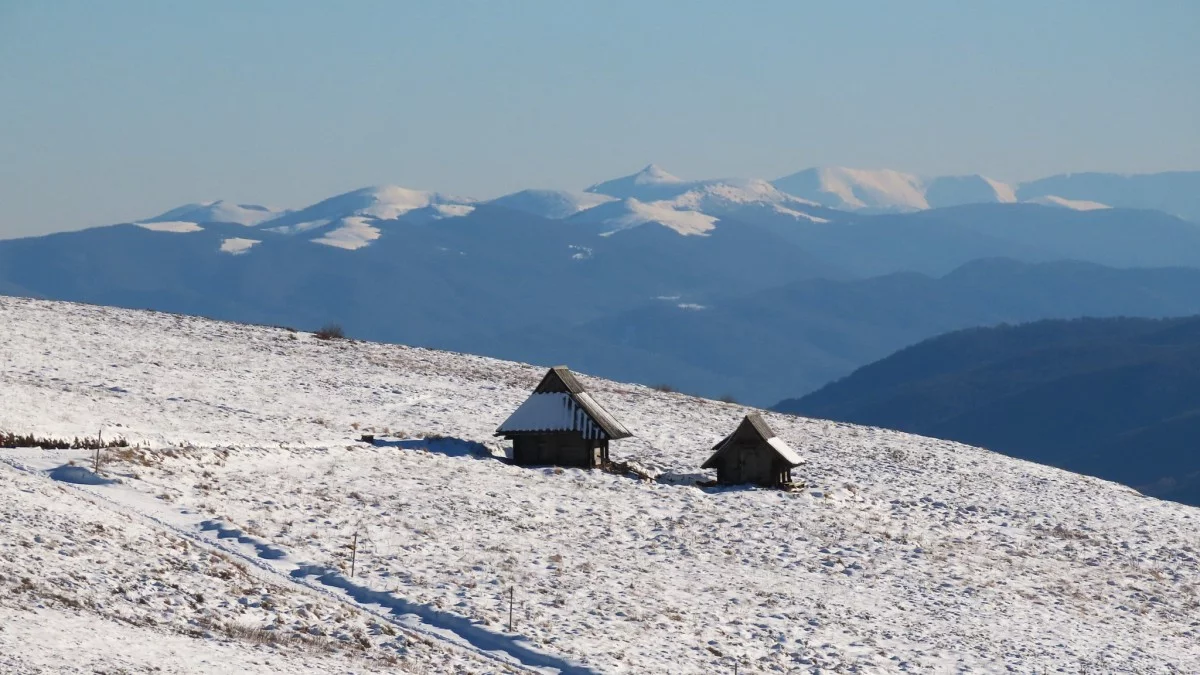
xmin=2 ymin=295 xmax=1199 ymax=673
xmin=0 ymin=458 xmax=508 ymax=674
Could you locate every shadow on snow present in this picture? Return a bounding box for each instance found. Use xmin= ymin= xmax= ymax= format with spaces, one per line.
xmin=368 ymin=436 xmax=504 ymax=461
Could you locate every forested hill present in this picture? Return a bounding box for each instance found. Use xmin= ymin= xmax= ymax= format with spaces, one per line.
xmin=774 ymin=316 xmax=1200 ymax=505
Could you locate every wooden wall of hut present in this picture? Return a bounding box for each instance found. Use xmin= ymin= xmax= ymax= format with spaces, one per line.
xmin=511 ymin=433 xmax=609 ymax=468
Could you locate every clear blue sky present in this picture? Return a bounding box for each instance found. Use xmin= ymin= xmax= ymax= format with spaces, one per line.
xmin=1 ymin=0 xmax=1197 ymax=237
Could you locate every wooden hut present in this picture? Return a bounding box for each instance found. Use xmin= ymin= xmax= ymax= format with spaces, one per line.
xmin=495 ymin=366 xmax=632 ymax=468
xmin=702 ymin=413 xmax=802 ymax=486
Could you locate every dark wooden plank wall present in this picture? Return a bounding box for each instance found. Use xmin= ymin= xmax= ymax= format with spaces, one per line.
xmin=512 ymin=433 xmax=608 ymax=468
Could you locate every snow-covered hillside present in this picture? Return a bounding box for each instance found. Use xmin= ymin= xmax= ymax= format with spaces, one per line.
xmin=2 ymin=296 xmax=1198 ymax=673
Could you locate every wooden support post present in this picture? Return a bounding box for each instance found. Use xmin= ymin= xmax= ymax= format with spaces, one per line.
xmin=508 ymin=586 xmax=514 ymax=632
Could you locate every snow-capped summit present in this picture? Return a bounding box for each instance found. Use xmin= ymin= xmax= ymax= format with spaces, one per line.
xmin=264 ymin=185 xmax=474 ymax=227
xmin=632 ymin=163 xmax=684 ymax=185
xmin=143 ymin=200 xmax=285 ymax=226
xmin=486 ymin=189 xmax=616 ymax=220
xmin=252 ymin=185 xmax=476 ymax=251
xmin=585 ymin=164 xmax=687 ymax=201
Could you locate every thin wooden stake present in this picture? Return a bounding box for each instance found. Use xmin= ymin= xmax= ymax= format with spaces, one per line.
xmin=508 ymin=586 xmax=514 ymax=632
xmin=350 ymin=531 xmax=358 ymax=578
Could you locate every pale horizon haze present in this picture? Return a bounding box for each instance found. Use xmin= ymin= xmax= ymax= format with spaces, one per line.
xmin=1 ymin=0 xmax=1197 ymax=237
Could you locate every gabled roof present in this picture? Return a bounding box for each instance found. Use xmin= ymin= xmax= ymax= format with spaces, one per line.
xmin=496 ymin=366 xmax=632 ymax=440
xmin=702 ymin=413 xmax=803 ymax=469
xmin=534 ymin=366 xmax=585 ymax=395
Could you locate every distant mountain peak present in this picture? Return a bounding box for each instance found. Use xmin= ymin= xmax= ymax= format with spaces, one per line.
xmin=634 ymin=164 xmax=684 ymax=185
xmin=333 ymin=185 xmax=474 ymax=220
xmin=773 ymin=167 xmax=928 ymax=211
xmin=243 ymin=184 xmax=475 ymax=250
xmin=585 ymin=165 xmax=687 ymax=199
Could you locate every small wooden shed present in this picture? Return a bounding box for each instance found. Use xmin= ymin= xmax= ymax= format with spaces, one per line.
xmin=495 ymin=366 xmax=632 ymax=468
xmin=702 ymin=413 xmax=802 ymax=486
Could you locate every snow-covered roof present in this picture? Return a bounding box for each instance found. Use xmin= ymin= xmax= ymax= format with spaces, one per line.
xmin=702 ymin=413 xmax=803 ymax=468
xmin=765 ymin=435 xmax=803 ymax=466
xmin=496 ymin=367 xmax=631 ymax=440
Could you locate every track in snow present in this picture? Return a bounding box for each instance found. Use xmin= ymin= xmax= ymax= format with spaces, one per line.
xmin=0 ymin=453 xmax=597 ymax=675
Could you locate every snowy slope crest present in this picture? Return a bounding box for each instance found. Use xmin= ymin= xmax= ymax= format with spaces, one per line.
xmin=144 ymin=200 xmax=286 ymax=226
xmin=1026 ymin=195 xmax=1112 ymax=211
xmin=772 ymin=167 xmax=1019 ymax=212
xmin=2 ymin=295 xmax=1199 ymax=674
xmin=591 ymin=198 xmax=719 ymax=236
xmin=247 ymin=186 xmax=477 ymax=250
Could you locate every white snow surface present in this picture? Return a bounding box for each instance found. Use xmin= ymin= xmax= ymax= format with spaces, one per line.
xmin=611 ymin=199 xmax=717 ymax=236
xmin=310 ymin=216 xmax=381 ymax=250
xmin=265 ymin=219 xmax=332 ymax=235
xmin=1027 ymin=195 xmax=1113 ymax=211
xmin=135 ymin=221 xmax=205 ymax=233
xmin=145 ymin=200 xmax=285 ymax=226
xmin=3 ymin=296 xmax=1200 ymax=673
xmin=219 ymin=237 xmax=261 ymax=255
xmin=766 ymin=436 xmax=804 ymax=466
xmin=982 ymin=176 xmax=1018 ymax=203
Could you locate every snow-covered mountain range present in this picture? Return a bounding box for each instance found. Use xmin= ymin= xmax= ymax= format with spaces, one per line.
xmin=113 ymin=166 xmax=1200 ymax=256
xmin=770 ymin=167 xmax=1200 ymax=221
xmin=2 ymin=295 xmax=1198 ymax=673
